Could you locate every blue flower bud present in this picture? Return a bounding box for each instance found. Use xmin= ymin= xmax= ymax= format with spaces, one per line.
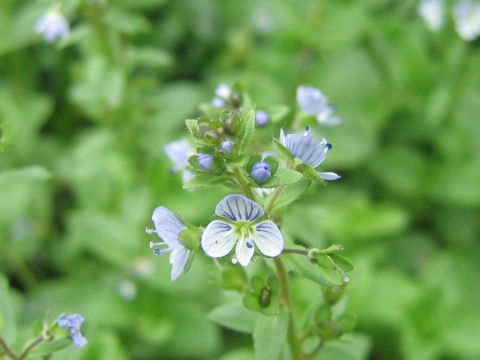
xmin=255 ymin=110 xmax=269 ymax=126
xmin=221 ymin=139 xmax=234 ymax=154
xmin=250 ymin=161 xmax=272 ymax=184
xmin=197 ymin=153 xmax=213 ymax=171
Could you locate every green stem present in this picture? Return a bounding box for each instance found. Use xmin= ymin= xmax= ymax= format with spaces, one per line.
xmin=283 ymin=248 xmax=309 ymax=256
xmin=232 ymin=167 xmax=256 ymax=200
xmin=19 ymin=336 xmax=44 ymax=360
xmin=265 ymin=186 xmax=284 ymax=213
xmin=0 ymin=336 xmax=19 ymax=360
xmin=273 ymin=258 xmax=302 ymax=360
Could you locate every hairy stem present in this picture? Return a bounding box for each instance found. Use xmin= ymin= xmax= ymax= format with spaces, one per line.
xmin=274 ymin=258 xmax=302 ymax=360
xmin=265 ymin=186 xmax=284 ymax=213
xmin=232 ymin=167 xmax=256 ymax=200
xmin=0 ymin=336 xmax=19 ymax=360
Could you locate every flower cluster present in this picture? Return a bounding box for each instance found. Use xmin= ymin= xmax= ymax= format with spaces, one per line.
xmin=57 ymin=314 xmax=88 ymax=348
xmin=147 ymin=83 xmax=346 ymax=282
xmin=418 ymin=0 xmax=480 ymax=40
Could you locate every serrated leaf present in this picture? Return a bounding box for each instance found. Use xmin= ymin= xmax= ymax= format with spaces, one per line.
xmin=208 ymin=302 xmax=258 ymax=334
xmin=238 ymin=110 xmax=255 ymax=153
xmin=259 ymin=168 xmax=302 ymax=188
xmin=183 ymin=174 xmax=232 ymax=189
xmin=272 ymin=179 xmax=311 ymax=210
xmin=253 ymin=307 xmax=289 ymax=360
xmin=282 ymin=254 xmax=333 ymax=286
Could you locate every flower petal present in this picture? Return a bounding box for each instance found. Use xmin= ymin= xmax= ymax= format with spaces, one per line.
xmin=285 ymin=134 xmax=327 ymax=168
xmin=254 ymin=221 xmax=284 ymax=257
xmin=318 ymin=172 xmax=341 ymax=181
xmin=152 ymin=207 xmax=186 ymax=247
xmin=71 ymin=330 xmax=88 ymax=348
xmin=169 ymin=246 xmax=189 ymax=281
xmin=164 ymin=139 xmax=192 ymax=170
xmin=215 ymin=194 xmax=265 ymax=221
xmin=235 ymin=238 xmax=255 ymax=266
xmin=297 ymin=86 xmax=328 ymax=115
xmin=202 ymin=220 xmax=238 ymax=257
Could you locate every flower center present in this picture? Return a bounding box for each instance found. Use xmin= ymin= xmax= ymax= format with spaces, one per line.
xmin=234 ymin=221 xmax=256 ymax=239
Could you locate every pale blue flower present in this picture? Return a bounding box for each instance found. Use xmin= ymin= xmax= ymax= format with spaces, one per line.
xmin=215 ymin=83 xmax=232 ymax=99
xmin=202 ymin=194 xmax=283 ymax=266
xmin=221 ymin=139 xmax=234 ymax=154
xmin=57 ymin=314 xmax=87 ymax=348
xmin=255 ymin=110 xmax=269 ymax=126
xmin=146 ymin=207 xmax=189 ymax=281
xmin=453 ymin=1 xmax=480 ymax=40
xmin=250 ymin=161 xmax=271 ymax=184
xmin=418 ymin=0 xmax=445 ymax=31
xmin=280 ymin=127 xmax=341 ymax=181
xmin=197 ymin=153 xmax=213 ymax=171
xmin=35 ymin=11 xmax=70 ymax=43
xmin=164 ymin=139 xmax=194 ymax=185
xmin=212 ymin=97 xmax=227 ymax=108
xmin=296 ymin=85 xmax=342 ymax=125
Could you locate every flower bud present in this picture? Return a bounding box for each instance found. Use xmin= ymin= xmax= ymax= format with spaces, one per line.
xmin=197 ymin=153 xmax=213 ymax=171
xmin=255 ymin=110 xmax=269 ymax=126
xmin=221 ymin=139 xmax=234 ymax=154
xmin=250 ymin=161 xmax=272 ymax=184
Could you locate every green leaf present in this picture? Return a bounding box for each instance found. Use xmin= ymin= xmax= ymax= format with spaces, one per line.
xmin=282 ymin=253 xmax=333 ymax=286
xmin=315 ymin=254 xmax=345 ymax=285
xmin=259 ymin=168 xmax=302 ymax=188
xmin=238 ymin=110 xmax=255 ymax=153
xmin=296 ymin=163 xmax=323 ymax=182
xmin=0 ymin=276 xmax=16 ymax=343
xmin=0 ymin=166 xmax=51 ymax=188
xmin=26 ymin=339 xmax=71 ymax=358
xmin=183 ymin=174 xmax=232 ymax=189
xmin=272 ymin=179 xmax=311 ymax=210
xmin=208 ymin=302 xmax=258 ymax=334
xmin=253 ymin=307 xmax=289 ymax=360
xmin=266 ymin=105 xmax=290 ymax=123
xmin=330 ymin=254 xmax=354 ymax=272
xmin=273 ymin=138 xmax=294 ymax=162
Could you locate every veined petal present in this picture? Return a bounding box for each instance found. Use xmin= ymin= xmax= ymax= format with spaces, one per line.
xmin=169 ymin=246 xmax=189 ymax=281
xmin=202 ymin=220 xmax=237 ymax=257
xmin=318 ymin=172 xmax=341 ymax=181
xmin=285 ymin=134 xmax=327 ymax=168
xmin=152 ymin=207 xmax=186 ymax=247
xmin=235 ymin=238 xmax=255 ymax=266
xmin=215 ymin=194 xmax=265 ymax=221
xmin=254 ymin=221 xmax=284 ymax=257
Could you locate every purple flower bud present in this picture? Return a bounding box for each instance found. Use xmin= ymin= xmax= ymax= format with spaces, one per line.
xmin=250 ymin=161 xmax=272 ymax=184
xmin=197 ymin=153 xmax=213 ymax=171
xmin=221 ymin=140 xmax=234 ymax=154
xmin=255 ymin=110 xmax=269 ymax=126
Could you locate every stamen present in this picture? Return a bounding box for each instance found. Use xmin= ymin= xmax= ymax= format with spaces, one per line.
xmin=231 ymin=257 xmax=238 ymax=264
xmin=246 ymin=239 xmax=254 ymax=248
xmin=149 ymin=241 xmax=165 ymax=248
xmin=303 ymin=126 xmax=311 ymax=136
xmin=145 ymin=227 xmax=156 ymax=234
xmin=325 ymin=143 xmax=332 ymax=151
xmin=153 ymin=248 xmax=171 ymax=256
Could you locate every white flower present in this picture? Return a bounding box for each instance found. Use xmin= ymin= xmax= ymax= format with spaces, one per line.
xmin=453 ymin=1 xmax=480 ymax=40
xmin=146 ymin=207 xmax=190 ymax=281
xmin=201 ymin=194 xmax=283 ymax=266
xmin=418 ymin=0 xmax=445 ymax=31
xmin=296 ymin=85 xmax=342 ymax=126
xmin=34 ymin=11 xmax=70 ymax=43
xmin=164 ymin=139 xmax=194 ymax=186
xmin=280 ymin=127 xmax=341 ymax=181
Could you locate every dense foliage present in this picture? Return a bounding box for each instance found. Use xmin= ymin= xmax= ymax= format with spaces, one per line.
xmin=1 ymin=0 xmax=480 ymax=359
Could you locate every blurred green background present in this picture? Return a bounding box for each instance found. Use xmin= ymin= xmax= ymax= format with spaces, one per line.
xmin=1 ymin=0 xmax=480 ymax=359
